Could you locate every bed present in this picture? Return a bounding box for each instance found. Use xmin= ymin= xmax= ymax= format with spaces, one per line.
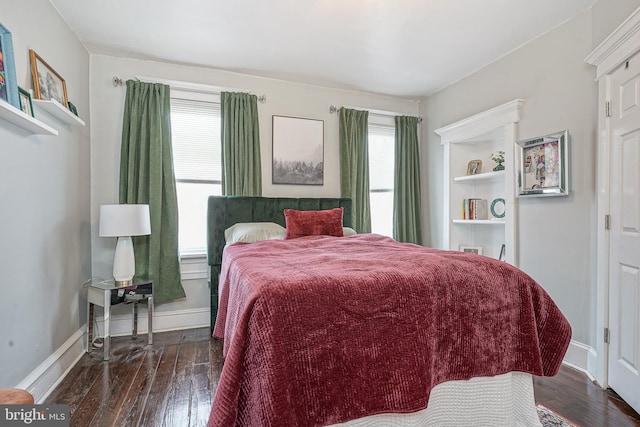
xmin=206 ymin=196 xmax=571 ymax=427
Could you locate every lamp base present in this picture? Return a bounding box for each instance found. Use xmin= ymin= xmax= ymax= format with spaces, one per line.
xmin=114 ymin=279 xmax=133 ymax=288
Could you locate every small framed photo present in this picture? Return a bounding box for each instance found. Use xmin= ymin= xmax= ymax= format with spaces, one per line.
xmin=460 ymin=245 xmax=482 ymax=255
xmin=67 ymin=101 xmax=78 ymax=116
xmin=516 ymin=130 xmax=569 ymax=197
xmin=18 ymin=87 xmax=33 ymax=117
xmin=29 ymin=49 xmax=69 ymax=107
xmin=466 ymin=159 xmax=482 ymax=175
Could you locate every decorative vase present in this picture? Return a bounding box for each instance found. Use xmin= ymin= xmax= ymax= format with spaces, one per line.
xmin=493 ymin=162 xmax=505 ymax=171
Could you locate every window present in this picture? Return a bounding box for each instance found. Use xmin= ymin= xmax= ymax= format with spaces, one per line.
xmin=368 ymin=119 xmax=395 ymax=237
xmin=170 ymin=90 xmax=221 ymax=255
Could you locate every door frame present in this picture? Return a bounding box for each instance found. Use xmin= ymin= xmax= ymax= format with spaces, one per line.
xmin=586 ymin=6 xmax=640 ymax=387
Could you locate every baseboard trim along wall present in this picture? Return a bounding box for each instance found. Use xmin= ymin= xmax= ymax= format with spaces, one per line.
xmin=562 ymin=339 xmax=596 ymax=381
xmin=18 ymin=307 xmax=210 ymax=402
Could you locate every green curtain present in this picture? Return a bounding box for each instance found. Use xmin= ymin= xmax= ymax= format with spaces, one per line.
xmin=221 ymin=92 xmax=262 ymax=195
xmin=393 ymin=115 xmax=423 ymax=244
xmin=339 ymin=108 xmax=371 ymax=233
xmin=120 ymin=80 xmax=186 ymax=304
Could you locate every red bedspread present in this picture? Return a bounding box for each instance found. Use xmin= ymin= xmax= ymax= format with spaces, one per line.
xmin=208 ymin=234 xmax=571 ymax=427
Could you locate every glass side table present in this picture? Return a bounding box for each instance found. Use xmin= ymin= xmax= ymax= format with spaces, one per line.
xmin=86 ymin=281 xmax=153 ymax=361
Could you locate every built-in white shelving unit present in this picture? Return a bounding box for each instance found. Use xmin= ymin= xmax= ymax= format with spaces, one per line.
xmin=435 ymin=99 xmax=523 ymax=265
xmin=0 ymin=100 xmax=58 ymax=135
xmin=33 ymin=99 xmax=85 ymax=127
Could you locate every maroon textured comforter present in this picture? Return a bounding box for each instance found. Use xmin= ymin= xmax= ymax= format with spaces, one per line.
xmin=208 ymin=234 xmax=571 ymax=427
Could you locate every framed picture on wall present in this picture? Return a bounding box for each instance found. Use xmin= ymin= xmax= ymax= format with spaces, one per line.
xmin=272 ymin=115 xmax=324 ymax=185
xmin=29 ymin=49 xmax=69 ymax=108
xmin=516 ymin=130 xmax=569 ymax=197
xmin=0 ymin=22 xmax=20 ymax=109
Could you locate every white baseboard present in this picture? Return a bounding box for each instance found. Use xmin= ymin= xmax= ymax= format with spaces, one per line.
xmin=16 ymin=326 xmax=87 ymax=404
xmin=562 ymin=339 xmax=596 ymax=381
xmin=18 ymin=307 xmax=210 ymax=403
xmin=93 ymin=306 xmax=209 ymax=337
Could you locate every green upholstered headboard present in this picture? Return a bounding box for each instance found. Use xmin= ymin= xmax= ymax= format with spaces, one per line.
xmin=206 ymin=196 xmax=353 ymax=330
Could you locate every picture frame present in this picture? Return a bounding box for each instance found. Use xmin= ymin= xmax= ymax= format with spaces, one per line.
xmin=459 ymin=245 xmax=483 ymax=255
xmin=18 ymin=87 xmax=33 ymax=117
xmin=29 ymin=49 xmax=69 ymax=108
xmin=0 ymin=22 xmax=20 ymax=109
xmin=516 ymin=130 xmax=569 ymax=197
xmin=272 ymin=115 xmax=324 ymax=185
xmin=466 ymin=159 xmax=482 ymax=175
xmin=67 ymin=101 xmax=78 ymax=116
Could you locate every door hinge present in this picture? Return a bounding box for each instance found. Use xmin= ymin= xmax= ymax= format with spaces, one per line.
xmin=605 ymin=101 xmax=611 ymax=118
xmin=604 ymin=327 xmax=610 ymax=344
xmin=605 ymin=214 xmax=611 ymax=230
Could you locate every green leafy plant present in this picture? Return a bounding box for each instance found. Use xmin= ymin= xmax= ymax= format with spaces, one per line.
xmin=490 ymin=151 xmax=505 ymax=164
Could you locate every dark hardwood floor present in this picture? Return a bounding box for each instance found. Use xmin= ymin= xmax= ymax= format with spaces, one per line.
xmin=46 ymin=327 xmax=640 ymax=427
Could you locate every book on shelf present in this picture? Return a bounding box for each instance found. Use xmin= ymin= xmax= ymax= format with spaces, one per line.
xmin=462 ymin=198 xmax=488 ymax=220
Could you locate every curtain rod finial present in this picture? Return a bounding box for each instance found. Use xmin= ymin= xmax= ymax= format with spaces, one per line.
xmin=329 ymin=105 xmax=340 ymax=114
xmin=113 ymin=77 xmax=125 ymax=87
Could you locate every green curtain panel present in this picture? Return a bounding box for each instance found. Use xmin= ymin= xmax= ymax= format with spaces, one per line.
xmin=339 ymin=107 xmax=371 ymax=233
xmin=221 ymin=92 xmax=262 ymax=196
xmin=120 ymin=80 xmax=186 ymax=304
xmin=393 ymin=115 xmax=423 ymax=244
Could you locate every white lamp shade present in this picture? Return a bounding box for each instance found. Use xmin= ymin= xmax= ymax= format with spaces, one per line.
xmin=99 ymin=204 xmax=151 ymax=237
xmin=99 ymin=204 xmax=151 ymax=286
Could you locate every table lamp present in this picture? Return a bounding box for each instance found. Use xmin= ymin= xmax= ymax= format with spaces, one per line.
xmin=99 ymin=204 xmax=151 ymax=287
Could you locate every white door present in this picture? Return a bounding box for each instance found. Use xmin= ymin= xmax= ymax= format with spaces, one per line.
xmin=608 ymin=54 xmax=640 ymax=415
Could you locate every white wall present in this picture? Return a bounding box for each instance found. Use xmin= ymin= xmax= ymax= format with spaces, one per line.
xmin=421 ymin=8 xmax=597 ymax=345
xmin=90 ymin=55 xmax=419 ymax=316
xmin=0 ymin=0 xmax=90 ymax=387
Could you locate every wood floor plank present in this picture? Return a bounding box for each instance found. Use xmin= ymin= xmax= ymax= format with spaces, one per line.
xmin=139 ymin=343 xmax=180 ymax=427
xmin=43 ymin=328 xmax=640 ymax=427
xmin=163 ymin=341 xmax=197 ymax=426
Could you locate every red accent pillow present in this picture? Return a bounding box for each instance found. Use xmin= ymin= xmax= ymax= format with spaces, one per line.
xmin=284 ymin=208 xmax=344 ymax=239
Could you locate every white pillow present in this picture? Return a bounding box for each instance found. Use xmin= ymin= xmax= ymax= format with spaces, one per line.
xmin=224 ymin=222 xmax=286 ymax=245
xmin=343 ymin=227 xmax=357 ymax=236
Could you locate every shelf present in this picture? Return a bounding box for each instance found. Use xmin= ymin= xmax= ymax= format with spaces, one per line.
xmin=33 ymin=99 xmax=85 ymax=127
xmin=0 ymin=100 xmax=58 ymax=135
xmin=453 ymin=219 xmax=505 ymax=225
xmin=453 ymin=170 xmax=504 ymax=183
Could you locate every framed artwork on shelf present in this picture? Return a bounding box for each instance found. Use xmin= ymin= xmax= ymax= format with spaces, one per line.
xmin=18 ymin=87 xmax=33 ymax=117
xmin=516 ymin=130 xmax=569 ymax=197
xmin=67 ymin=101 xmax=78 ymax=116
xmin=272 ymin=115 xmax=324 ymax=185
xmin=29 ymin=49 xmax=69 ymax=108
xmin=466 ymin=159 xmax=482 ymax=175
xmin=0 ymin=22 xmax=20 ymax=109
xmin=459 ymin=245 xmax=482 ymax=255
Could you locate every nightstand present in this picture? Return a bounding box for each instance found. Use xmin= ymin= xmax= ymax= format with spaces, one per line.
xmin=87 ymin=281 xmax=153 ymax=361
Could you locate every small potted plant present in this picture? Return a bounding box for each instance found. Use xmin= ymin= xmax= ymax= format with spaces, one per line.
xmin=490 ymin=151 xmax=505 ymax=171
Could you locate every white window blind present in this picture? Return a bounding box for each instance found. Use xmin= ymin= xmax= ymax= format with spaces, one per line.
xmin=368 ymin=122 xmax=395 ymax=237
xmin=170 ymin=95 xmax=222 ymax=255
xmin=171 ymin=97 xmax=221 ymax=183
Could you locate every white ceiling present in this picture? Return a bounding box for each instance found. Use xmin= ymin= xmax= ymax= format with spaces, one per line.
xmin=49 ymin=0 xmax=596 ymax=99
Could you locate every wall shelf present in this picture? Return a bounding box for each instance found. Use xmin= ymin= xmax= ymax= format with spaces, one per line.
xmin=0 ymin=100 xmax=58 ymax=135
xmin=453 ymin=170 xmax=505 ymax=183
xmin=33 ymin=99 xmax=85 ymax=127
xmin=452 ymin=219 xmax=505 ymax=225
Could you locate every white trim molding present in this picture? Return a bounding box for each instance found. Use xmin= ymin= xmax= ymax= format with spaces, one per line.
xmin=16 ymin=326 xmax=87 ymax=403
xmin=586 ymin=6 xmax=640 ymax=78
xmin=17 ymin=307 xmax=210 ymax=403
